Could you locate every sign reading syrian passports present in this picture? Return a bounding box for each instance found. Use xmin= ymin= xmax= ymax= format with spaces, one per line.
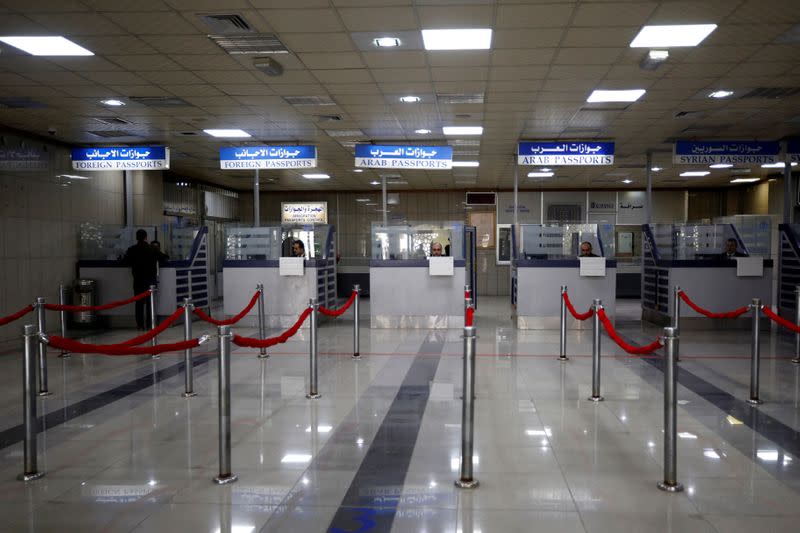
xmin=355 ymin=144 xmax=453 ymax=169
xmin=673 ymin=141 xmax=780 ymax=165
xmin=71 ymin=146 xmax=169 ymax=170
xmin=517 ymin=142 xmax=614 ymax=166
xmin=219 ymin=145 xmax=317 ymax=169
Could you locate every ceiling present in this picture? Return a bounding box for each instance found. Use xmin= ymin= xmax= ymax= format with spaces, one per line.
xmin=0 ymin=0 xmax=798 ymax=191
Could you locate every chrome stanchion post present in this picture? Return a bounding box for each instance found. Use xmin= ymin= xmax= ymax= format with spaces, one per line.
xmin=256 ymin=283 xmax=268 ymax=359
xmin=793 ymin=285 xmax=800 ymax=365
xmin=657 ymin=327 xmax=683 ymax=493
xmin=588 ymin=299 xmax=603 ymax=402
xmin=18 ymin=324 xmax=44 ymax=482
xmin=213 ymin=325 xmax=237 ymax=485
xmin=306 ymin=299 xmax=320 ymax=399
xmin=182 ymin=297 xmax=196 ymax=398
xmin=559 ymin=285 xmax=568 ymax=362
xmin=455 ymin=323 xmax=478 ymax=489
xmin=35 ymin=297 xmax=51 ymax=397
xmin=747 ymin=298 xmax=764 ymax=405
xmin=58 ymin=284 xmax=70 ymax=358
xmin=149 ymin=285 xmax=159 ymax=358
xmin=353 ymin=285 xmax=361 ymax=359
xmin=672 ymin=286 xmax=681 ymax=363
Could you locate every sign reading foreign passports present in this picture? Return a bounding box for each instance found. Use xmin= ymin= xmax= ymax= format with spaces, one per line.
xmin=517 ymin=142 xmax=614 ymax=166
xmin=673 ymin=141 xmax=780 ymax=165
xmin=355 ymin=145 xmax=452 ymax=169
xmin=71 ymin=146 xmax=169 ymax=170
xmin=219 ymin=145 xmax=317 ymax=170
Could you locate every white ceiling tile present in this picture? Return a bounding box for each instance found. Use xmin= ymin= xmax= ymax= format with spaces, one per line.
xmin=648 ymin=0 xmax=742 ymax=24
xmin=140 ymin=35 xmax=222 ymax=55
xmin=555 ymin=48 xmax=623 ymax=65
xmin=489 ymin=66 xmax=549 ymax=81
xmin=105 ymin=12 xmax=198 ymax=34
xmin=194 ymin=70 xmax=261 ymax=85
xmin=562 ymin=27 xmax=640 ymax=47
xmin=136 ymin=70 xmax=205 ymax=85
xmin=572 ymin=2 xmax=656 ymax=27
xmin=427 ymin=51 xmax=490 ymax=67
xmin=362 ymin=51 xmax=428 ymax=69
xmin=298 ymin=52 xmax=366 ymax=70
xmin=417 ymin=5 xmax=494 ymax=27
xmin=496 ymin=3 xmax=574 ymax=28
xmin=491 ymin=48 xmax=556 ymax=66
xmin=104 ymin=55 xmax=183 ymax=72
xmin=338 ymin=7 xmax=417 ymax=31
xmin=370 ymin=68 xmax=430 ymax=83
xmin=431 ymin=67 xmax=488 ymax=82
xmin=494 ymin=29 xmax=564 ymax=48
xmin=280 ymin=33 xmax=357 ymax=53
xmin=313 ymin=69 xmax=373 ymax=84
xmin=168 ymin=55 xmax=245 ymax=71
xmin=260 ymin=8 xmax=345 ymax=33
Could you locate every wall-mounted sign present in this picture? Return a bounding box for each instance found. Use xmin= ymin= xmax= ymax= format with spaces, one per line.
xmin=355 ymin=144 xmax=453 ymax=169
xmin=788 ymin=139 xmax=800 ymax=164
xmin=673 ymin=141 xmax=780 ymax=165
xmin=281 ymin=202 xmax=328 ymax=225
xmin=0 ymin=147 xmax=48 ymax=171
xmin=71 ymin=146 xmax=169 ymax=170
xmin=219 ymin=145 xmax=317 ymax=170
xmin=517 ymin=141 xmax=614 ymax=166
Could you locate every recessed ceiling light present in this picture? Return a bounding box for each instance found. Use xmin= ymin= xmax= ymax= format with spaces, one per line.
xmin=762 ymin=162 xmax=797 ymax=168
xmin=0 ymin=36 xmax=94 ymax=56
xmin=443 ymin=126 xmax=483 ymax=136
xmin=370 ymin=180 xmax=380 ymax=185
xmin=414 ymin=129 xmax=432 ymax=135
xmin=629 ymin=24 xmax=718 ymax=48
xmin=731 ymin=178 xmax=760 ymax=183
xmin=622 ymin=179 xmax=633 ymax=184
xmin=399 ymin=95 xmax=421 ymax=103
xmin=303 ymin=173 xmax=330 ymax=180
xmin=203 ymin=129 xmax=251 ymax=138
xmin=451 ymin=161 xmax=479 ymax=167
xmin=651 ymin=167 xmax=663 ymax=172
xmin=373 ymin=37 xmax=401 ymax=48
xmin=587 ymin=89 xmax=646 ymax=103
xmin=56 ymin=174 xmax=90 ymax=180
xmin=648 ymin=50 xmax=669 ymax=61
xmin=540 ymin=167 xmax=552 ymax=172
xmin=640 ymin=50 xmax=669 ymax=70
xmin=709 ymin=163 xmax=733 ymax=169
xmin=528 ymin=172 xmax=554 ymax=178
xmin=356 ymin=198 xmax=370 ymax=202
xmin=353 ymin=169 xmax=364 ymax=173
xmin=708 ymin=90 xmax=734 ymax=99
xmin=680 ymin=171 xmax=710 ymax=177
xmin=421 ymin=29 xmax=492 ymax=50
xmin=100 ymin=99 xmax=125 ymax=107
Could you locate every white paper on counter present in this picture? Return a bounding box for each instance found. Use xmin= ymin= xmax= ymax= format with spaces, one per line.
xmin=429 ymin=256 xmax=454 ymax=276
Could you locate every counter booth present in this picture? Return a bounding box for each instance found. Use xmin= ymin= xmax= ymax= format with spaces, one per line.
xmin=512 ymin=223 xmax=617 ymax=329
xmin=369 ymin=222 xmax=477 ymax=328
xmin=222 ymin=225 xmax=336 ymax=328
xmin=642 ymin=223 xmax=772 ymax=328
xmin=77 ymin=224 xmax=210 ymax=326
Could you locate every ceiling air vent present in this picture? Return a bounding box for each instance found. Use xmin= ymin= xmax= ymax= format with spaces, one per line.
xmin=129 ymin=96 xmax=191 ymax=107
xmin=0 ymin=97 xmax=46 ymax=109
xmin=437 ymin=93 xmax=484 ymax=104
xmin=200 ymin=13 xmax=253 ymax=34
xmin=284 ymin=95 xmax=335 ymax=106
xmin=209 ymin=34 xmax=289 ymax=55
xmin=92 ymin=116 xmax=133 ymax=126
xmin=741 ymin=87 xmax=800 ymax=99
xmin=87 ymin=130 xmax=138 ymax=138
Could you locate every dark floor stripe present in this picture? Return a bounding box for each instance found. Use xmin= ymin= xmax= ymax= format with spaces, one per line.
xmin=0 ymin=355 xmax=211 ymax=449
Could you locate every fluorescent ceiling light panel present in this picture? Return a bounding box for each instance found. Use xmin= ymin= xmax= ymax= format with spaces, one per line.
xmin=422 ymin=29 xmax=492 ymax=50
xmin=680 ymin=171 xmax=710 ymax=177
xmin=587 ymin=89 xmax=646 ymax=103
xmin=303 ymin=173 xmax=330 ymax=180
xmin=451 ymin=161 xmax=479 ymax=167
xmin=443 ymin=126 xmax=483 ymax=136
xmin=414 ymin=129 xmax=432 ymax=135
xmin=709 ymin=163 xmax=733 ymax=169
xmin=370 ymin=180 xmax=380 ymax=185
xmin=622 ymin=179 xmax=633 ymax=184
xmin=356 ymin=198 xmax=371 ymax=202
xmin=708 ymin=90 xmax=734 ymax=99
xmin=374 ymin=37 xmax=400 ymax=48
xmin=629 ymin=24 xmax=717 ymax=48
xmin=353 ymin=169 xmax=364 ymax=173
xmin=0 ymin=36 xmax=94 ymax=56
xmin=56 ymin=174 xmax=90 ymax=180
xmin=100 ymin=99 xmax=125 ymax=107
xmin=528 ymin=172 xmax=554 ymax=178
xmin=399 ymin=95 xmax=421 ymax=103
xmin=648 ymin=50 xmax=669 ymax=60
xmin=203 ymin=129 xmax=251 ymax=138
xmin=731 ymin=178 xmax=760 ymax=183
xmin=762 ymin=162 xmax=797 ymax=168
xmin=651 ymin=167 xmax=662 ymax=172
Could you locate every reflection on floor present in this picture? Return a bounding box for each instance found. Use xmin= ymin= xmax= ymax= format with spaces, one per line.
xmin=0 ymin=296 xmax=799 ymax=532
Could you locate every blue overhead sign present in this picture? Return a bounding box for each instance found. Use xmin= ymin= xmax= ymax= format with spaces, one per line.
xmin=517 ymin=142 xmax=614 ymax=166
xmin=219 ymin=145 xmax=317 ymax=170
xmin=71 ymin=146 xmax=169 ymax=170
xmin=788 ymin=139 xmax=800 ymax=164
xmin=673 ymin=141 xmax=780 ymax=165
xmin=0 ymin=147 xmax=47 ymax=171
xmin=355 ymin=144 xmax=453 ymax=169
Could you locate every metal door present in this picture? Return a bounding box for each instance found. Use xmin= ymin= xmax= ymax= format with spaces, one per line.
xmin=465 ymin=226 xmax=478 ymax=309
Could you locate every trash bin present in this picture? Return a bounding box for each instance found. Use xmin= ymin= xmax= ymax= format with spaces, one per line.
xmin=73 ymin=279 xmax=96 ymax=325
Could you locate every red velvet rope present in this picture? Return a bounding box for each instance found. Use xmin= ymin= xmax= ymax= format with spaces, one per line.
xmin=466 ymin=307 xmax=474 ymax=327
xmin=44 ymin=290 xmax=151 ymax=312
xmin=0 ymin=305 xmax=34 ymax=326
xmin=678 ymin=291 xmax=749 ymax=319
xmin=319 ymin=291 xmax=357 ymax=317
xmin=45 ymin=335 xmax=200 ymax=356
xmin=194 ymin=291 xmax=260 ymax=326
xmin=562 ymin=292 xmax=594 ymax=321
xmin=119 ymin=307 xmax=185 ymax=347
xmin=760 ymin=305 xmax=800 ymax=333
xmin=233 ymin=307 xmax=312 ymax=349
xmin=597 ymin=308 xmax=663 ymax=355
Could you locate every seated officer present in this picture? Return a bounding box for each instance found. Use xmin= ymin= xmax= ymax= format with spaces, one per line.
xmin=430 ymin=242 xmax=444 ymax=257
xmin=719 ymin=238 xmax=746 ymax=259
xmin=579 ymin=241 xmax=599 ymax=257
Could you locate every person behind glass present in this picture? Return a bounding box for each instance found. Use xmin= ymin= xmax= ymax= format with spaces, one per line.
xmin=430 ymin=242 xmax=444 ymax=257
xmin=579 ymin=241 xmax=599 ymax=257
xmin=122 ymin=229 xmax=163 ymax=330
xmin=719 ymin=238 xmax=746 ymax=259
xmin=292 ymin=239 xmax=306 ymax=258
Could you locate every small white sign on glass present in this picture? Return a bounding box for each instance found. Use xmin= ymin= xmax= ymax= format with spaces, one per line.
xmin=736 ymin=257 xmax=763 ymax=277
xmin=279 ymin=257 xmax=305 ymax=276
xmin=579 ymin=257 xmax=606 ymax=277
xmin=429 ymin=256 xmax=454 ymax=276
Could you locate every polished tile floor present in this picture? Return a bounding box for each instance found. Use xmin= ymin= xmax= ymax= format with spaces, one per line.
xmin=0 ymin=296 xmax=799 ymax=532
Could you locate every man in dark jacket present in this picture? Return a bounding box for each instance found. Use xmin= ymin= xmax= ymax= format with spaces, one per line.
xmin=123 ymin=229 xmax=165 ymax=329
xmin=719 ymin=238 xmax=746 ymax=259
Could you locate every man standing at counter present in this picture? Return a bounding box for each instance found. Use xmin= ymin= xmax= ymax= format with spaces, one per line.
xmin=122 ymin=229 xmax=161 ymax=330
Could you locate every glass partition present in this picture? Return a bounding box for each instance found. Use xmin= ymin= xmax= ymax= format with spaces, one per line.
xmin=78 ymin=223 xmax=158 ymax=260
xmin=714 ymin=215 xmax=772 ymax=257
xmin=225 ymin=224 xmax=335 ymax=260
xmin=517 ymin=224 xmax=614 ymax=259
xmin=282 ymin=224 xmax=334 ymax=259
xmin=371 ymin=222 xmax=465 ymax=260
xmin=648 ymin=224 xmax=743 ymax=260
xmin=160 ymin=225 xmax=200 ymax=261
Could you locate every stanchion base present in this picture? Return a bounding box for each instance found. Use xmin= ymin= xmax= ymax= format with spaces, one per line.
xmin=306 ymin=392 xmax=321 ymax=399
xmin=181 ymin=392 xmax=197 ymax=398
xmin=151 ymin=355 xmax=160 ymax=360
xmin=37 ymin=391 xmax=53 ymax=397
xmin=657 ymin=481 xmax=684 ymax=493
xmin=353 ymin=353 xmax=361 ymax=360
xmin=257 ymin=353 xmax=270 ymax=359
xmin=558 ymin=356 xmax=569 ymax=362
xmin=746 ymin=398 xmax=764 ymax=405
xmin=17 ymin=472 xmax=44 ymax=482
xmin=455 ymin=479 xmax=479 ymax=489
xmin=588 ymin=396 xmax=604 ymax=402
xmin=792 ymin=358 xmax=800 ymax=364
xmin=212 ymin=473 xmax=238 ymax=485
xmin=58 ymin=352 xmax=71 ymax=359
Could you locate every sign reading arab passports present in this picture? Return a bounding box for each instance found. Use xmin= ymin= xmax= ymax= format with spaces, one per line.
xmin=281 ymin=202 xmax=328 ymax=225
xmin=71 ymin=146 xmax=169 ymax=170
xmin=355 ymin=145 xmax=452 ymax=169
xmin=518 ymin=142 xmax=614 ymax=166
xmin=673 ymin=141 xmax=780 ymax=165
xmin=219 ymin=145 xmax=317 ymax=170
